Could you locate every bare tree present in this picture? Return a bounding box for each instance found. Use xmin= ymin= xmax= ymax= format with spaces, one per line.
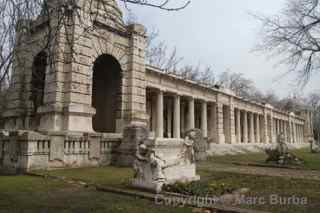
xmin=255 ymin=0 xmax=320 ymax=84
xmin=145 ymin=28 xmax=183 ymax=72
xmin=197 ymin=65 xmax=216 ymax=86
xmin=178 ymin=64 xmax=200 ymax=81
xmin=217 ymin=71 xmax=256 ymax=98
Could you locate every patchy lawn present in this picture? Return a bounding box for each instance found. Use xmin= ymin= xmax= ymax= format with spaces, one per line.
xmin=11 ymin=149 xmax=320 ymax=212
xmin=36 ymin=166 xmax=134 ymax=187
xmin=291 ymin=148 xmax=320 ymax=170
xmin=200 ymin=170 xmax=320 ymax=213
xmin=33 ymin=162 xmax=320 ymax=213
xmin=208 ymin=148 xmax=320 ymax=171
xmin=208 ymin=151 xmax=267 ymax=165
xmin=0 ymin=175 xmax=192 ymax=213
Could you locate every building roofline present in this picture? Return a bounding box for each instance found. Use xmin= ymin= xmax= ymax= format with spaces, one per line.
xmin=146 ymin=64 xmax=304 ymax=120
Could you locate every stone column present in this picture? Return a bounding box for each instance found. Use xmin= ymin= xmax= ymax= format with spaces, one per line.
xmin=296 ymin=125 xmax=299 ymax=143
xmin=262 ymin=112 xmax=268 ymax=143
xmin=217 ymin=103 xmax=225 ymax=144
xmin=289 ymin=122 xmax=293 ymax=143
xmin=173 ymin=95 xmax=181 ymax=139
xmin=299 ymin=125 xmax=302 ymax=143
xmin=284 ymin=121 xmax=288 ymax=143
xmin=229 ymin=102 xmax=236 ymax=144
xmin=201 ymin=101 xmax=208 ymax=138
xmin=181 ymin=102 xmax=185 ymax=135
xmin=187 ymin=98 xmax=195 ymax=130
xmin=209 ymin=103 xmax=217 ymax=142
xmin=270 ymin=116 xmax=275 ymax=143
xmin=255 ymin=114 xmax=260 ymax=143
xmin=156 ymin=90 xmax=164 ymax=138
xmin=167 ymin=99 xmax=172 ymax=138
xmin=236 ymin=109 xmax=241 ymax=143
xmin=293 ymin=123 xmax=297 ymax=143
xmin=300 ymin=125 xmax=303 ymax=143
xmin=243 ymin=111 xmax=248 ymax=143
xmin=249 ymin=112 xmax=255 ymax=143
xmin=297 ymin=125 xmax=300 ymax=143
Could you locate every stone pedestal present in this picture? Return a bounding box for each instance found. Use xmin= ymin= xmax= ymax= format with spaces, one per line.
xmin=131 ymin=137 xmax=200 ymax=193
xmin=115 ymin=124 xmax=149 ymax=166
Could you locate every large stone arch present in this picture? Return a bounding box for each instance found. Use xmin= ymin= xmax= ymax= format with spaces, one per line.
xmin=92 ymin=54 xmax=122 ymax=133
xmin=31 ymin=51 xmax=47 ymax=110
xmin=29 ymin=51 xmax=48 ymax=129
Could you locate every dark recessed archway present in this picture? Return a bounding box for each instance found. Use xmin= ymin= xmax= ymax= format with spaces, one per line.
xmin=92 ymin=54 xmax=122 ymax=133
xmin=31 ymin=51 xmax=47 ymax=114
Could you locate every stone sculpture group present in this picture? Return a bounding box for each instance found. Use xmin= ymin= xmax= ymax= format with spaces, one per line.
xmin=131 ymin=128 xmax=201 ymax=193
xmin=265 ymin=133 xmax=304 ymax=166
xmin=310 ymin=139 xmax=320 ymax=153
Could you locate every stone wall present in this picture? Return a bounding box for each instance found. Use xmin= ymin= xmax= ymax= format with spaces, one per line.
xmin=0 ymin=130 xmax=121 ymax=173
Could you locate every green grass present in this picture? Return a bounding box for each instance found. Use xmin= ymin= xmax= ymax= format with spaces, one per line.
xmin=32 ymin=163 xmax=320 ymax=213
xmin=36 ymin=166 xmax=134 ymax=187
xmin=208 ymin=152 xmax=268 ymax=164
xmin=209 ymin=148 xmax=320 ymax=170
xmin=0 ymin=175 xmax=192 ymax=213
xmin=291 ymin=148 xmax=320 ymax=170
xmin=199 ymin=170 xmax=320 ymax=213
xmin=4 ymin=148 xmax=320 ymax=212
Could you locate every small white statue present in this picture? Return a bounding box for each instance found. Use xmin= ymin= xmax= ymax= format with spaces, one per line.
xmin=133 ymin=143 xmax=167 ymax=187
xmin=179 ymin=135 xmax=195 ymax=164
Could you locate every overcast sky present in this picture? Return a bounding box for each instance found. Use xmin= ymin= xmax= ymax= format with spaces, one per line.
xmin=120 ymin=0 xmax=320 ymax=98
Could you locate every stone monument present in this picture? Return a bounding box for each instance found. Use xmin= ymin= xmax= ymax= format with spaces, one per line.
xmin=310 ymin=139 xmax=320 ymax=153
xmin=265 ymin=133 xmax=303 ymax=165
xmin=131 ymin=128 xmax=200 ymax=193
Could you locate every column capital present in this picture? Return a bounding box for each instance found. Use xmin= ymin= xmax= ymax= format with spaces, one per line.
xmin=173 ymin=93 xmax=181 ymax=98
xmin=186 ymin=96 xmax=194 ymax=100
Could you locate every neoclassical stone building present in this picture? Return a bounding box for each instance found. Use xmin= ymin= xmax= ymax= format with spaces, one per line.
xmin=0 ymin=0 xmax=314 ymax=172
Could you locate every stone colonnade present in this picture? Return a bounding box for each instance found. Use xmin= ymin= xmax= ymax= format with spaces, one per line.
xmin=146 ymin=89 xmax=305 ymax=144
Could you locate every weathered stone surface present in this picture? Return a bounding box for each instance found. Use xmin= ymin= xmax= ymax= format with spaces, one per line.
xmin=115 ymin=124 xmax=149 ymax=166
xmin=310 ymin=139 xmax=320 ymax=153
xmin=265 ymin=133 xmax=304 ymax=165
xmin=0 ymin=130 xmax=122 ymax=173
xmin=131 ymin=127 xmax=200 ymax=193
xmin=184 ymin=129 xmax=207 ymax=161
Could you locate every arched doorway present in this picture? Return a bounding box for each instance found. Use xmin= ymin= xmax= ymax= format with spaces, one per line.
xmin=92 ymin=54 xmax=122 ymax=133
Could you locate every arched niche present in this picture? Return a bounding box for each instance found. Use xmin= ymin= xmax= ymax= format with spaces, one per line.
xmin=92 ymin=54 xmax=122 ymax=133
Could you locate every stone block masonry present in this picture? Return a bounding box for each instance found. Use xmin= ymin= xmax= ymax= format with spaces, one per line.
xmin=0 ymin=130 xmax=121 ymax=173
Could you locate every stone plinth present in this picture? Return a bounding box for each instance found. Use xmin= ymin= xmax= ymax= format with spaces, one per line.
xmin=115 ymin=124 xmax=149 ymax=166
xmin=131 ymin=137 xmax=200 ymax=193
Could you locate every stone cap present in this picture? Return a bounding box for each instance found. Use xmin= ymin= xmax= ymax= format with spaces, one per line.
xmin=127 ymin=24 xmax=146 ymax=36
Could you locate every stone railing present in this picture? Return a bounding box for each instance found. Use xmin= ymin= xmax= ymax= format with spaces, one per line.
xmin=100 ymin=136 xmax=122 ymax=154
xmin=64 ymin=139 xmax=90 ymax=155
xmin=0 ymin=130 xmax=123 ymax=173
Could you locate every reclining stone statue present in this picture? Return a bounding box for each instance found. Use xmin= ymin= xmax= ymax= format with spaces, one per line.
xmin=310 ymin=139 xmax=320 ymax=153
xmin=265 ymin=132 xmax=303 ymax=165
